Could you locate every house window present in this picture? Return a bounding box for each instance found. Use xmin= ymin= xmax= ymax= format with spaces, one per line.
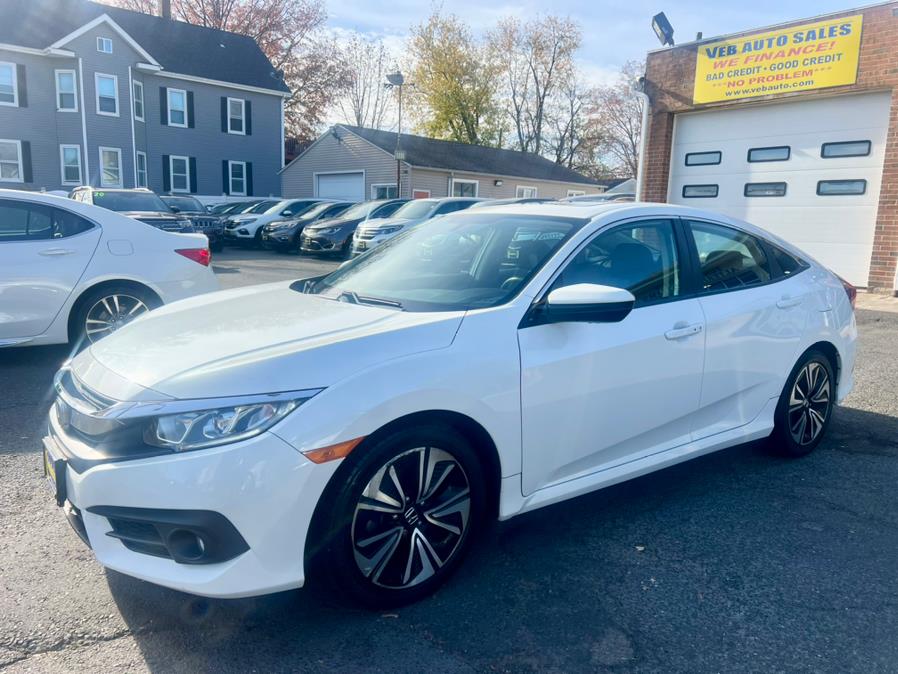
xmin=136 ymin=151 xmax=148 ymax=188
xmin=170 ymin=155 xmax=190 ymax=192
xmin=0 ymin=139 xmax=23 ymax=182
xmin=821 ymin=140 xmax=871 ymax=158
xmin=55 ymin=70 xmax=77 ymax=112
xmin=0 ymin=62 xmax=17 ymax=106
xmin=167 ymin=88 xmax=187 ymax=127
xmin=132 ymin=80 xmax=144 ymax=121
xmin=817 ymin=179 xmax=867 ymax=196
xmin=99 ymin=147 xmax=122 ymax=187
xmin=685 ymin=151 xmax=721 ymax=166
xmin=567 ymin=189 xmax=586 ymax=197
xmin=227 ymin=98 xmax=245 ymax=134
xmin=371 ymin=183 xmax=397 ymax=199
xmin=59 ymin=145 xmax=82 ymax=185
xmin=516 ymin=186 xmax=537 ymax=198
xmin=747 ymin=146 xmax=790 ymax=162
xmin=229 ymin=160 xmax=246 ymax=196
xmin=97 ymin=37 xmax=113 ymax=54
xmin=744 ymin=182 xmax=787 ymax=197
xmin=451 ymin=179 xmax=478 ymax=197
xmin=95 ymin=74 xmax=118 ymax=116
xmin=682 ymin=184 xmax=718 ymax=198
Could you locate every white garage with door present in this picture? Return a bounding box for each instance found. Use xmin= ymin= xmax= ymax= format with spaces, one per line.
xmin=668 ymin=91 xmax=891 ymax=286
xmin=315 ymin=171 xmax=365 ymax=201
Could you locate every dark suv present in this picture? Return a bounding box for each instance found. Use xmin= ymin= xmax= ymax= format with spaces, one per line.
xmin=161 ymin=195 xmax=225 ymax=251
xmin=69 ymin=187 xmax=194 ymax=233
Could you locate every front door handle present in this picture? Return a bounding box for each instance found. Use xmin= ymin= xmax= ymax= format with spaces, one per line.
xmin=665 ymin=322 xmax=703 ymax=340
xmin=39 ymin=248 xmax=75 ymax=257
xmin=776 ymin=296 xmax=802 ymax=309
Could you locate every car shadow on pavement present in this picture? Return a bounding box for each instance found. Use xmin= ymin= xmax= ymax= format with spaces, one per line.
xmin=105 ymin=403 xmax=898 ymax=673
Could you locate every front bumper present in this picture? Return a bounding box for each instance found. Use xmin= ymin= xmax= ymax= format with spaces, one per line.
xmin=300 ymin=233 xmax=345 ymax=253
xmin=44 ymin=413 xmax=339 ymax=598
xmin=351 ymin=233 xmax=394 ymax=256
xmin=260 ymin=230 xmax=296 ymax=249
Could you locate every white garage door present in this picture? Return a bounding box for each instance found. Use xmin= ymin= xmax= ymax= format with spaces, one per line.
xmin=668 ymin=92 xmax=891 ymax=286
xmin=316 ymin=172 xmax=364 ymax=201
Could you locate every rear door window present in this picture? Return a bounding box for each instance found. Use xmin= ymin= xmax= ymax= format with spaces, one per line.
xmin=687 ymin=220 xmax=772 ymax=291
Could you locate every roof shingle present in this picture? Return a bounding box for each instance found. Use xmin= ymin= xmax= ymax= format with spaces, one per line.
xmin=0 ymin=0 xmax=289 ymax=93
xmin=340 ymin=125 xmax=598 ymax=186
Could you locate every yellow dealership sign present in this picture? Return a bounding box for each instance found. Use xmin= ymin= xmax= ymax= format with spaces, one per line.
xmin=693 ymin=14 xmax=863 ymax=104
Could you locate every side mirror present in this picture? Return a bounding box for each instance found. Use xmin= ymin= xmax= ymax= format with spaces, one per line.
xmin=533 ymin=283 xmax=635 ymax=325
xmin=169 ymin=206 xmax=181 ymax=213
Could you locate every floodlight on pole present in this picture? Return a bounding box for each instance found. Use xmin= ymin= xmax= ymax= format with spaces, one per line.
xmin=385 ymin=71 xmax=413 ymax=197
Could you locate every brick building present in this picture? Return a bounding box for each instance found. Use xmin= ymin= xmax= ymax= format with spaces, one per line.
xmin=641 ymin=2 xmax=898 ymax=291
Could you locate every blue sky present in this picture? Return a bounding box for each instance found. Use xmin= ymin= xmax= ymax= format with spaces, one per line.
xmin=326 ymin=0 xmax=863 ymax=84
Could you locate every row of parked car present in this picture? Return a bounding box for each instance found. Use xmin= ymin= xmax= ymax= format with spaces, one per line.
xmin=63 ymin=186 xmax=635 ymax=261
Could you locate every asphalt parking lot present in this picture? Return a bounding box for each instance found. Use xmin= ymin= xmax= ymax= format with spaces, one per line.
xmin=1 ymin=249 xmax=897 ymax=672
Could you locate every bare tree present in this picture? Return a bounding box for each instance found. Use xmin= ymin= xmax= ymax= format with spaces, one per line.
xmin=338 ymin=35 xmax=392 ymax=129
xmin=590 ymin=61 xmax=644 ymax=178
xmin=489 ymin=16 xmax=581 ymax=155
xmin=103 ymin=0 xmax=348 ymax=141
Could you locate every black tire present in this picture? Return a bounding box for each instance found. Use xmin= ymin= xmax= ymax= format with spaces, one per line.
xmin=253 ymin=228 xmax=263 ymax=248
xmin=769 ymin=349 xmax=835 ymax=457
xmin=71 ymin=284 xmax=160 ymax=347
xmin=310 ymin=425 xmax=486 ymax=608
xmin=210 ymin=239 xmax=224 ymax=253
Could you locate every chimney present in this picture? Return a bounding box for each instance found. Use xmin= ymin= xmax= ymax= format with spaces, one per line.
xmin=159 ymin=0 xmax=171 ymax=19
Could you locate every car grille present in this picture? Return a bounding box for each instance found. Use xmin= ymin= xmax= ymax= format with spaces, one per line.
xmin=140 ymin=217 xmax=187 ymax=232
xmin=106 ymin=517 xmax=170 ymax=558
xmin=191 ymin=216 xmax=222 ymax=231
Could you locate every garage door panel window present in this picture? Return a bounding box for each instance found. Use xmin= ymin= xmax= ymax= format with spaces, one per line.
xmin=821 ymin=140 xmax=871 ymax=158
xmin=685 ymin=151 xmax=721 ymax=166
xmin=817 ymin=179 xmax=867 ymax=196
xmin=554 ymin=219 xmax=681 ymax=306
xmin=747 ymin=146 xmax=790 ymax=162
xmin=688 ymin=221 xmax=772 ymax=292
xmin=744 ymin=182 xmax=787 ymax=197
xmin=682 ymin=184 xmax=718 ymax=199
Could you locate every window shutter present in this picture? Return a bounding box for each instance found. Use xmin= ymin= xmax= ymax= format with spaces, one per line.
xmin=189 ymin=157 xmax=197 ymax=193
xmin=21 ymin=141 xmax=32 ymax=183
xmin=245 ymin=100 xmax=252 ymax=135
xmin=221 ymin=160 xmax=229 ymax=194
xmin=16 ymin=65 xmax=26 ymax=107
xmin=220 ymin=97 xmax=227 ymax=132
xmin=187 ymin=91 xmax=195 ymax=128
xmin=159 ymin=87 xmax=168 ymax=125
xmin=162 ymin=155 xmax=170 ymax=192
xmin=246 ymin=162 xmax=253 ymax=196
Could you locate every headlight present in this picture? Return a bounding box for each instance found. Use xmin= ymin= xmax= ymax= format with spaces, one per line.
xmin=142 ymin=391 xmax=320 ymax=452
xmin=378 ymin=225 xmax=403 ymax=235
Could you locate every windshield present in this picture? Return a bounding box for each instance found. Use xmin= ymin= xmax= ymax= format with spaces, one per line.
xmin=306 ymin=213 xmax=581 ymax=311
xmin=391 ymin=200 xmax=436 ymax=220
xmin=338 ymin=201 xmax=382 ymax=220
xmin=247 ymin=200 xmax=278 ymax=214
xmin=92 ymin=191 xmax=168 ymax=212
xmin=301 ymin=202 xmax=345 ymax=219
xmin=161 ymin=196 xmax=204 ymax=212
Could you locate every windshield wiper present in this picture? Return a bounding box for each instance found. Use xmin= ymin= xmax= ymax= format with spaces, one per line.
xmin=337 ymin=290 xmax=402 ymax=309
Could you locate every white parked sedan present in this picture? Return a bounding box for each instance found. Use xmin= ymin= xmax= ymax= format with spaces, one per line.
xmin=44 ymin=202 xmax=856 ymax=607
xmin=0 ymin=189 xmax=218 ymax=347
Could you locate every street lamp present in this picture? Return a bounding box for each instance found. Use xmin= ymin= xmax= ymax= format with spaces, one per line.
xmin=385 ymin=71 xmax=412 ymax=198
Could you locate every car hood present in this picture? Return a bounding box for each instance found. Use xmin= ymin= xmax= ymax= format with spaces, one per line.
xmin=305 ymin=216 xmax=361 ymax=231
xmin=73 ymin=282 xmax=463 ymax=400
xmin=357 ymin=216 xmax=414 ymax=231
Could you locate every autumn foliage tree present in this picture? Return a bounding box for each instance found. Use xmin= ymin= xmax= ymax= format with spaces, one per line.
xmin=104 ymin=0 xmax=347 ymax=142
xmin=338 ymin=35 xmax=392 ymax=130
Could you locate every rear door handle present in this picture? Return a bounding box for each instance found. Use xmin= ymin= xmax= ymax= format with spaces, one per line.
xmin=39 ymin=248 xmax=75 ymax=257
xmin=776 ymin=296 xmax=802 ymax=309
xmin=665 ymin=322 xmax=703 ymax=340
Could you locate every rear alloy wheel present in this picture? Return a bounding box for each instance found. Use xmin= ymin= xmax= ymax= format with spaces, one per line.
xmin=84 ymin=294 xmax=149 ymax=342
xmin=313 ymin=425 xmax=485 ymax=608
xmin=771 ymin=351 xmax=835 ymax=456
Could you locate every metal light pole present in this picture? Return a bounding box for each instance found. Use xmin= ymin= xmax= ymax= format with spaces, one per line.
xmin=386 ymin=72 xmax=409 ymax=198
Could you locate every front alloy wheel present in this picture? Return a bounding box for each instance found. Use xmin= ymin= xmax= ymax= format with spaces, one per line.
xmin=352 ymin=447 xmax=471 ymax=589
xmin=311 ymin=425 xmax=485 ymax=608
xmin=84 ymin=294 xmax=149 ymax=342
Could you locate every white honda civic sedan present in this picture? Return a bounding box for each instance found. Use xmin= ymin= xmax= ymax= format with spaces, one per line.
xmin=44 ymin=202 xmax=857 ymax=607
xmin=0 ymin=189 xmax=218 ymax=348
